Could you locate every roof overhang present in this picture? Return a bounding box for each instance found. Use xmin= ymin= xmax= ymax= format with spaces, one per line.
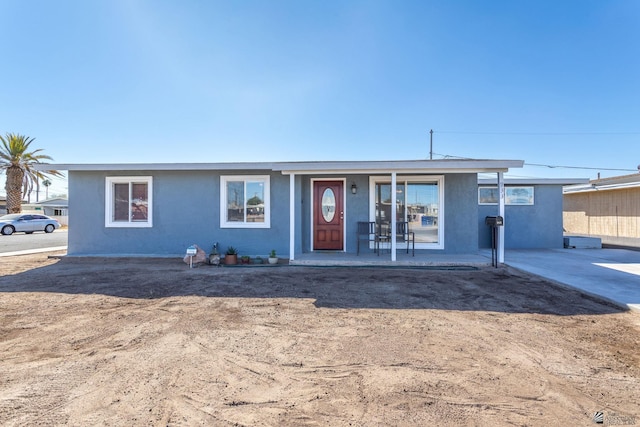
xmin=274 ymin=159 xmax=523 ymax=174
xmin=33 ymin=162 xmax=276 ymax=171
xmin=564 ymin=172 xmax=640 ymax=194
xmin=35 ymin=159 xmax=524 ymax=174
xmin=564 ymin=181 xmax=640 ymax=194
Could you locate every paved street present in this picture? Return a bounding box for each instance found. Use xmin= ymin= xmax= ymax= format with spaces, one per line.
xmin=0 ymin=228 xmax=67 ymax=255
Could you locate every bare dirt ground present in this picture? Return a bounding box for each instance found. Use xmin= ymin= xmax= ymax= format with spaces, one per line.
xmin=1 ymin=252 xmax=639 ymax=426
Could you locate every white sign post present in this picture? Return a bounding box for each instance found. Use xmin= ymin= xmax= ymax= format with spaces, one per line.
xmin=186 ymin=245 xmax=197 ymax=268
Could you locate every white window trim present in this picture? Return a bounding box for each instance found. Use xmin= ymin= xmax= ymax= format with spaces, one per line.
xmin=369 ymin=175 xmax=444 ymax=250
xmin=220 ymin=175 xmax=271 ymax=228
xmin=478 ymin=186 xmax=499 ymax=205
xmin=105 ymin=176 xmax=153 ymax=228
xmin=506 ymin=186 xmax=535 ymax=205
xmin=479 ymin=186 xmax=535 ymax=205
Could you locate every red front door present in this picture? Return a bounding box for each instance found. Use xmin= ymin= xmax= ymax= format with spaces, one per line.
xmin=313 ymin=180 xmax=344 ymax=250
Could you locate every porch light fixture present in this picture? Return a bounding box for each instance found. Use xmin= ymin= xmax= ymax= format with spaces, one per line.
xmin=351 ymin=183 xmax=357 ymax=194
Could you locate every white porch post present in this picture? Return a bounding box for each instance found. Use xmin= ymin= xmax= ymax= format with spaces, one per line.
xmin=497 ymin=172 xmax=505 ymax=264
xmin=289 ymin=173 xmax=295 ymax=261
xmin=391 ymin=172 xmax=397 ymax=261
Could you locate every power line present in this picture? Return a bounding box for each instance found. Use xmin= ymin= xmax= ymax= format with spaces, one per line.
xmin=431 ymin=152 xmax=471 ymax=159
xmin=434 ymin=130 xmax=640 ymax=136
xmin=525 ymin=163 xmax=636 ymax=172
xmin=430 ymin=152 xmax=637 ymax=173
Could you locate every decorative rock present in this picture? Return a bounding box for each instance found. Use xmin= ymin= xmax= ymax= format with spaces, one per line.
xmin=183 ymin=244 xmax=207 ymax=265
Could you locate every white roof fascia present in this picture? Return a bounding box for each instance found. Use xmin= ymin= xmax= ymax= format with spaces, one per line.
xmin=34 ymin=198 xmax=68 ymax=205
xmin=35 ymin=159 xmax=524 ymax=174
xmin=595 ymin=182 xmax=640 ymax=190
xmin=280 ymin=167 xmax=512 ymax=175
xmin=33 ymin=162 xmax=276 ymax=171
xmin=276 ymin=159 xmax=524 ymax=175
xmin=479 ymin=178 xmax=589 ymax=185
xmin=564 ymin=181 xmax=640 ymax=194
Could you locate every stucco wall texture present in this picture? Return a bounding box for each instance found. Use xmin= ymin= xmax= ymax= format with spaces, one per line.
xmin=478 ymin=184 xmax=564 ymax=249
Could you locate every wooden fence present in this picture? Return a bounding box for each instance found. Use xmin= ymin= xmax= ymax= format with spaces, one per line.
xmin=564 ymin=187 xmax=640 ymax=238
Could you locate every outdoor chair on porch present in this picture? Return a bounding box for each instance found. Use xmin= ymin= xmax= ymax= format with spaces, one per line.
xmin=375 ymin=221 xmax=415 ymax=256
xmin=396 ymin=221 xmax=415 ymax=256
xmin=356 ymin=221 xmax=379 ymax=255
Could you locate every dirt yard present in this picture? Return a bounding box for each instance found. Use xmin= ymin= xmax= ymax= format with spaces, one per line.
xmin=1 ymin=252 xmax=639 ymax=426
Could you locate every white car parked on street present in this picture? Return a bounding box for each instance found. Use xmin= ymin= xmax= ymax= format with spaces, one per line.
xmin=0 ymin=214 xmax=61 ymax=235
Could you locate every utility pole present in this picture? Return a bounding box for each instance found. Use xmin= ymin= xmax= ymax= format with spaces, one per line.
xmin=429 ymin=129 xmax=433 ymax=160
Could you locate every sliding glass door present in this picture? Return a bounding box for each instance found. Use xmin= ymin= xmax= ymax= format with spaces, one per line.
xmin=372 ymin=176 xmax=443 ymax=248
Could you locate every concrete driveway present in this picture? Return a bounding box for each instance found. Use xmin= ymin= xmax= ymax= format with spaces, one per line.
xmin=505 ymin=247 xmax=640 ymax=311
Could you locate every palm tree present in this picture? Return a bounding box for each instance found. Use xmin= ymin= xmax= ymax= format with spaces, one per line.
xmin=42 ymin=179 xmax=52 ymax=200
xmin=0 ymin=133 xmax=62 ymax=213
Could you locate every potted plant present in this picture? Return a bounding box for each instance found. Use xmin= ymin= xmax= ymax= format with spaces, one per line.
xmin=254 ymin=256 xmax=263 ymax=264
xmin=241 ymin=255 xmax=251 ymax=264
xmin=209 ymin=243 xmax=220 ymax=266
xmin=268 ymin=249 xmax=278 ymax=265
xmin=224 ymin=246 xmax=238 ymax=265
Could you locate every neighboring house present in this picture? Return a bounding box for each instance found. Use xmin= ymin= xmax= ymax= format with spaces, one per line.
xmin=35 ymin=159 xmax=551 ymax=260
xmin=564 ymin=172 xmax=640 ymax=247
xmin=24 ymin=197 xmax=69 ymax=216
xmin=0 ymin=196 xmax=6 ymax=214
xmin=478 ymin=178 xmax=588 ymax=249
xmin=22 ymin=197 xmax=69 ymax=226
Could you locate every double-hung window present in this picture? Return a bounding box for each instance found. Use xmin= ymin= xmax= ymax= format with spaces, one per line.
xmin=220 ymin=175 xmax=270 ymax=228
xmin=105 ymin=176 xmax=153 ymax=227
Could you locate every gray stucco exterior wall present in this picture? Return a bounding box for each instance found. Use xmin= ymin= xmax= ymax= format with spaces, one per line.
xmin=68 ymin=170 xmax=292 ymax=257
xmin=478 ymin=184 xmax=564 ymax=249
xmin=345 ymin=174 xmax=371 ymax=253
xmin=442 ymin=174 xmax=479 ymax=253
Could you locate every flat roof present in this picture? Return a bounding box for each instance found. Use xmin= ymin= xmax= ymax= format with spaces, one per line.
xmin=35 ymin=158 xmax=524 ymax=174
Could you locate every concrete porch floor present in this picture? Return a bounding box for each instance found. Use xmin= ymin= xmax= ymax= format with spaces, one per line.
xmin=289 ymin=250 xmax=493 ymax=267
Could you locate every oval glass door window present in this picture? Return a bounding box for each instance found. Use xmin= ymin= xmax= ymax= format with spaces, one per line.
xmin=321 ymin=188 xmax=336 ymax=222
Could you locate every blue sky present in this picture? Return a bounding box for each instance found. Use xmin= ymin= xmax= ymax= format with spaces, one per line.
xmin=2 ymin=1 xmax=639 ymax=197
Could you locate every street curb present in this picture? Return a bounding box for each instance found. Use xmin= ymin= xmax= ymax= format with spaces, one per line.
xmin=0 ymin=246 xmax=68 ymax=257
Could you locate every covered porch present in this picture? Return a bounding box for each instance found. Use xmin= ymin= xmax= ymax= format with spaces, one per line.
xmin=273 ymin=159 xmax=522 ymax=265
